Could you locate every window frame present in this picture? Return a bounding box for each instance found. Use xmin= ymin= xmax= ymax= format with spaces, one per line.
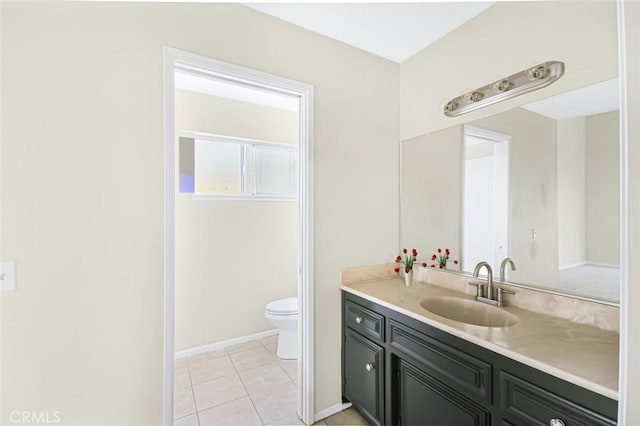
xmin=179 ymin=130 xmax=298 ymax=202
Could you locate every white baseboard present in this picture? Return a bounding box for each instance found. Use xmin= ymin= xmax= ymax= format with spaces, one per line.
xmin=175 ymin=329 xmax=278 ymax=359
xmin=559 ymin=261 xmax=587 ymax=270
xmin=559 ymin=261 xmax=619 ymax=270
xmin=586 ymin=261 xmax=619 ymax=269
xmin=314 ymin=402 xmax=352 ymax=422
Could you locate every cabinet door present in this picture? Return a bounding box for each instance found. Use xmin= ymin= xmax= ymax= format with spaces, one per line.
xmin=396 ymin=358 xmax=490 ymax=426
xmin=344 ymin=328 xmax=384 ymax=425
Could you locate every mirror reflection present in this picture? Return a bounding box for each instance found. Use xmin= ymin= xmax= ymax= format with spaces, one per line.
xmin=401 ymin=79 xmax=620 ymax=303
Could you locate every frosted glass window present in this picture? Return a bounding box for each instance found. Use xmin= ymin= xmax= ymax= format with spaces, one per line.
xmin=178 ymin=133 xmax=297 ymax=200
xmin=194 ymin=139 xmax=242 ymax=194
xmin=255 ymin=148 xmax=297 ymax=196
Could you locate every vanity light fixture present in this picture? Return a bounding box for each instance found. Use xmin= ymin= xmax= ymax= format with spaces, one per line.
xmin=443 ymin=61 xmax=565 ymax=117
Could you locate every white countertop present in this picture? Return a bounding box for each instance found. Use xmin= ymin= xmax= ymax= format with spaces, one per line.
xmin=340 ymin=277 xmax=619 ymax=400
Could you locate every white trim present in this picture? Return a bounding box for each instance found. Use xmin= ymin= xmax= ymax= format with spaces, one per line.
xmin=171 ymin=56 xmax=305 ymax=97
xmin=398 ymin=136 xmax=404 ymax=252
xmin=559 ymin=262 xmax=619 ymax=270
xmin=458 ymin=126 xmax=465 ymax=271
xmin=464 ymin=125 xmax=511 ymax=143
xmin=297 ymin=66 xmax=315 ymax=426
xmin=175 ymin=329 xmax=278 ymax=359
xmin=558 ymin=261 xmax=587 ymax=271
xmin=180 ymin=130 xmax=298 ymax=151
xmin=163 ymin=47 xmax=314 ymax=426
xmin=175 ymin=66 xmax=299 ymax=112
xmin=162 ymin=48 xmax=176 ymax=426
xmin=616 ymin=0 xmax=628 ymax=423
xmin=314 ymin=402 xmax=352 ymax=423
xmin=586 ymin=261 xmax=619 ymax=269
xmin=191 ymin=194 xmax=297 ymax=202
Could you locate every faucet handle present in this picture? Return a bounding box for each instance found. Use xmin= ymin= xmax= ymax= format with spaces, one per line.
xmin=496 ymin=287 xmax=516 ymax=306
xmin=468 ymin=281 xmax=485 ymax=298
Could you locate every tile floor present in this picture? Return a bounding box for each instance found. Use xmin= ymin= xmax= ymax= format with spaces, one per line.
xmin=174 ymin=335 xmax=369 ymax=426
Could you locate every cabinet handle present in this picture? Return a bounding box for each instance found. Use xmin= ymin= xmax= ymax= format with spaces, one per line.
xmin=549 ymin=419 xmax=565 ymax=426
xmin=355 ymin=316 xmax=363 ymax=324
xmin=365 ymin=363 xmax=375 ymax=372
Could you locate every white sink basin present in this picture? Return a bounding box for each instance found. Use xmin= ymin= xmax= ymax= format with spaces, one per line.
xmin=419 ymin=296 xmax=518 ymax=328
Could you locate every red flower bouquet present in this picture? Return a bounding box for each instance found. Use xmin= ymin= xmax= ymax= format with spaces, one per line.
xmin=428 ymin=248 xmax=459 ymax=269
xmin=394 ymin=248 xmax=425 ymax=274
xmin=394 ymin=248 xmax=427 ymax=287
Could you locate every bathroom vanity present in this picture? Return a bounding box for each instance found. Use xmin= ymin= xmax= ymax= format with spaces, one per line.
xmin=340 ymin=278 xmax=618 ymax=426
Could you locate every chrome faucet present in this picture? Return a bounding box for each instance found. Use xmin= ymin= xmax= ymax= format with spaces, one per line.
xmin=500 ymin=257 xmax=517 ymax=282
xmin=468 ymin=261 xmax=516 ymax=307
xmin=473 ymin=261 xmax=494 ymax=299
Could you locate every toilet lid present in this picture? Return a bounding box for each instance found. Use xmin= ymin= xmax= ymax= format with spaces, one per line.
xmin=266 ymin=297 xmax=298 ymax=314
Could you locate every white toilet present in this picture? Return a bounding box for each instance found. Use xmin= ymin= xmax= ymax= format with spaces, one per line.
xmin=264 ymin=296 xmax=298 ymax=360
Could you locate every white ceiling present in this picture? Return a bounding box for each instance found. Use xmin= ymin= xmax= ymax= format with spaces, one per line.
xmin=245 ymin=2 xmax=494 ymax=63
xmin=522 ymin=78 xmax=620 ymax=120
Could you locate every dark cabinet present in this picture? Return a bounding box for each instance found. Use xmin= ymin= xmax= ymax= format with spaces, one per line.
xmin=389 ymin=320 xmax=492 ymax=405
xmin=396 ymin=358 xmax=490 ymax=426
xmin=341 ymin=291 xmax=617 ymax=426
xmin=344 ymin=328 xmax=384 ymax=425
xmin=500 ymin=372 xmax=616 ymax=426
xmin=345 ymin=299 xmax=385 ymax=343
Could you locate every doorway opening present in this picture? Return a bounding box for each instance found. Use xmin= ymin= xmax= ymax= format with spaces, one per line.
xmin=163 ymin=48 xmax=314 ymax=425
xmin=462 ymin=126 xmax=510 ymax=274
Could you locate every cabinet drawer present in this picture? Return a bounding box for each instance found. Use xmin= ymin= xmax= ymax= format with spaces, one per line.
xmin=389 ymin=320 xmax=491 ymax=403
xmin=500 ymin=371 xmax=616 ymax=426
xmin=345 ymin=299 xmax=384 ymax=342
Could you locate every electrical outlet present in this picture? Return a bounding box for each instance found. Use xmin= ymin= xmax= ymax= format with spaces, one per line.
xmin=0 ymin=261 xmax=16 ymax=291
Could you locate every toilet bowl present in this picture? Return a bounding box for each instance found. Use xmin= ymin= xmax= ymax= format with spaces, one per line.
xmin=264 ymin=297 xmax=298 ymax=360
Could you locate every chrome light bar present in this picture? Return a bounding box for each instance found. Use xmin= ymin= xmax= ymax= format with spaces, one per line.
xmin=443 ymin=61 xmax=565 ymax=117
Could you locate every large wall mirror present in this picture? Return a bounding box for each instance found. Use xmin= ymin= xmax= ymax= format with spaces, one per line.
xmin=401 ymin=76 xmax=620 ymax=305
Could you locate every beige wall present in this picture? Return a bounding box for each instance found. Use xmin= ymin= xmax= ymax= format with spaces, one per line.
xmin=0 ymin=2 xmax=399 ymax=424
xmin=176 ymin=90 xmax=299 ymax=146
xmin=175 ymin=90 xmax=298 ymax=352
xmin=586 ymin=110 xmax=620 ymax=265
xmin=4 ymin=1 xmax=638 ymax=423
xmin=557 ymin=117 xmax=586 ymax=268
xmin=401 ymin=108 xmax=558 ymax=285
xmin=400 ymin=126 xmax=462 ymax=263
xmin=402 ymin=106 xmax=624 ymax=294
xmin=554 ymin=111 xmax=620 ymax=269
xmin=400 ymin=1 xmax=638 ymax=418
xmin=470 ymin=109 xmax=559 ymax=286
xmin=400 ymin=1 xmax=618 ymax=139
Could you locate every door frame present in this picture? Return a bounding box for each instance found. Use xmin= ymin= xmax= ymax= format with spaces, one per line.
xmin=616 ymin=0 xmax=630 ymax=422
xmin=162 ymin=47 xmax=315 ymax=425
xmin=461 ymin=125 xmax=511 ymax=273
